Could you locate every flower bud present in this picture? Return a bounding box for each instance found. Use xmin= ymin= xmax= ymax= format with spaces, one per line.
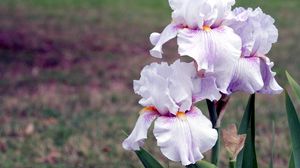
xmin=221 ymin=124 xmax=246 ymax=161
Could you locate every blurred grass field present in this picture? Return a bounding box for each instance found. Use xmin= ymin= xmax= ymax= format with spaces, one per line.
xmin=0 ymin=0 xmax=300 ymax=167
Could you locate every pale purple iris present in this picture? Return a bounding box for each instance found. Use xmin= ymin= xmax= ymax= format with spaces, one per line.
xmin=122 ymin=60 xmax=219 ymax=165
xmin=224 ymin=7 xmax=283 ymax=94
xmin=149 ymin=0 xmax=242 ymax=94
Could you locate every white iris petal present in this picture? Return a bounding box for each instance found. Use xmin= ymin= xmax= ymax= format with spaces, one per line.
xmin=123 ymin=61 xmax=220 ymax=165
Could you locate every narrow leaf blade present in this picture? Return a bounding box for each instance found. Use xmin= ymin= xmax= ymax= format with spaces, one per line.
xmin=236 ymin=94 xmax=258 ymax=168
xmin=237 ymin=95 xmax=255 ymax=134
xmin=285 ymin=92 xmax=300 ymax=168
xmin=289 ymin=152 xmax=295 ymax=168
xmin=135 ymin=148 xmax=164 ymax=168
xmin=286 ymin=71 xmax=300 ymax=100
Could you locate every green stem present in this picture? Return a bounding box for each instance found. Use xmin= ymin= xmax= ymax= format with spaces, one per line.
xmin=229 ymin=160 xmax=236 ymax=168
xmin=206 ymin=100 xmax=217 ymax=127
xmin=206 ymin=100 xmax=219 ymax=166
xmin=211 ymin=128 xmax=219 ymax=166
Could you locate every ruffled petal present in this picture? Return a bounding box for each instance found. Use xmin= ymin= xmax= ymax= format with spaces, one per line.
xmin=150 ymin=23 xmax=178 ymax=58
xmin=227 ymin=56 xmax=283 ymax=94
xmin=213 ymin=0 xmax=236 ymax=26
xmin=257 ymin=56 xmax=283 ymax=94
xmin=169 ymin=0 xmax=235 ymax=28
xmin=133 ymin=62 xmax=179 ymax=115
xmin=169 ymin=60 xmax=196 ymax=112
xmin=193 ymin=76 xmax=221 ymax=102
xmin=153 ymin=107 xmax=218 ymax=165
xmin=177 ymin=26 xmax=241 ymax=93
xmin=134 ymin=61 xmax=204 ymax=115
xmin=122 ymin=110 xmax=158 ymax=151
xmin=168 ymin=0 xmax=188 ymax=10
xmin=226 ymin=7 xmax=278 ymax=57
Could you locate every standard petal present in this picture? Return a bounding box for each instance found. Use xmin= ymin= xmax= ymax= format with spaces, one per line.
xmin=122 ymin=110 xmax=158 ymax=151
xmin=133 ymin=62 xmax=179 ymax=115
xmin=169 ymin=60 xmax=195 ymax=112
xmin=153 ymin=107 xmax=218 ymax=165
xmin=227 ymin=56 xmax=283 ymax=94
xmin=169 ymin=0 xmax=235 ymax=28
xmin=168 ymin=0 xmax=188 ymax=10
xmin=193 ymin=76 xmax=221 ymax=102
xmin=149 ymin=23 xmax=178 ymax=58
xmin=226 ymin=7 xmax=278 ymax=57
xmin=133 ymin=61 xmax=204 ymax=115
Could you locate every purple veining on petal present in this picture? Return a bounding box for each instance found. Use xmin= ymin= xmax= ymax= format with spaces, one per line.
xmin=185 ymin=107 xmax=199 ymax=117
xmin=143 ymin=111 xmax=159 ymax=122
xmin=153 ymin=105 xmax=217 ymax=165
xmin=227 ymin=55 xmax=282 ymax=94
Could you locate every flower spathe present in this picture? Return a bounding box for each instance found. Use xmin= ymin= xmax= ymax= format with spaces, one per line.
xmin=149 ymin=0 xmax=242 ymax=94
xmin=123 ymin=61 xmax=219 ymax=165
xmin=224 ymin=7 xmax=283 ymax=94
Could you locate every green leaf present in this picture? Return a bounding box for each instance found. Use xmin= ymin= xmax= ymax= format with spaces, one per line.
xmin=135 ymin=148 xmax=164 ymax=168
xmin=289 ymin=152 xmax=295 ymax=168
xmin=236 ymin=94 xmax=258 ymax=168
xmin=285 ymin=92 xmax=300 ymax=168
xmin=286 ymin=71 xmax=300 ymax=100
xmin=186 ymin=160 xmax=217 ymax=168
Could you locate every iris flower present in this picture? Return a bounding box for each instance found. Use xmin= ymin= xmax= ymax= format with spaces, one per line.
xmin=149 ymin=0 xmax=242 ymax=93
xmin=122 ymin=60 xmax=219 ymax=165
xmin=224 ymin=7 xmax=283 ymax=94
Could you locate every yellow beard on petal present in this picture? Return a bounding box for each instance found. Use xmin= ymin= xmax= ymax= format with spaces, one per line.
xmin=176 ymin=111 xmax=186 ymax=119
xmin=202 ymin=25 xmax=212 ymax=32
xmin=140 ymin=106 xmax=157 ymax=113
xmin=140 ymin=107 xmax=187 ymax=120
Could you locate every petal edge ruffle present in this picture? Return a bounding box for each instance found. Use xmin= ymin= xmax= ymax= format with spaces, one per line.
xmin=122 ymin=110 xmax=158 ymax=151
xmin=153 ymin=107 xmax=217 ymax=165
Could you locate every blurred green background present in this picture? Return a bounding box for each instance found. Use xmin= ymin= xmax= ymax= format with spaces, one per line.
xmin=0 ymin=0 xmax=299 ymax=167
